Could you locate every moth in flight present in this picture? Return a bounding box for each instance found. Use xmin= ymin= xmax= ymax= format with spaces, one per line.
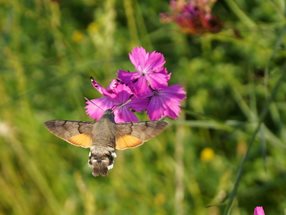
xmin=44 ymin=109 xmax=168 ymax=177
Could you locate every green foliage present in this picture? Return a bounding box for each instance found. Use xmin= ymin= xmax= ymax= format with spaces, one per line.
xmin=0 ymin=0 xmax=286 ymax=214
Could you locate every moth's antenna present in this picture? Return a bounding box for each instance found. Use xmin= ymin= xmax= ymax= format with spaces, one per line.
xmin=111 ymin=105 xmax=116 ymax=112
xmin=117 ymin=98 xmax=132 ymax=109
xmin=111 ymin=95 xmax=134 ymax=113
xmin=84 ymin=97 xmax=104 ymax=111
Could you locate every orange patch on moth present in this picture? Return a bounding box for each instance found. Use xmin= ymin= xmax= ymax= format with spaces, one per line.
xmin=115 ymin=135 xmax=143 ymax=150
xmin=68 ymin=133 xmax=93 ymax=148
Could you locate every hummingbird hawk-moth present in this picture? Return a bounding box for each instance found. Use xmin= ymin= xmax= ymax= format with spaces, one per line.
xmin=44 ymin=109 xmax=168 ymax=177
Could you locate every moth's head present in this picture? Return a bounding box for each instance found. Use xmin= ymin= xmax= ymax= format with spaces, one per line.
xmin=88 ymin=150 xmax=116 ymax=177
xmin=104 ymin=109 xmax=113 ymax=115
xmin=101 ymin=109 xmax=115 ymax=122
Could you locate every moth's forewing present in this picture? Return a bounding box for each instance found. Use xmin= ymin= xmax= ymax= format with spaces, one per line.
xmin=115 ymin=121 xmax=168 ymax=150
xmin=44 ymin=120 xmax=94 ymax=148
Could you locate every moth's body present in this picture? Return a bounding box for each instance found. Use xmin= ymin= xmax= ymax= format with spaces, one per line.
xmin=44 ymin=109 xmax=168 ymax=177
xmin=88 ymin=111 xmax=117 ymax=176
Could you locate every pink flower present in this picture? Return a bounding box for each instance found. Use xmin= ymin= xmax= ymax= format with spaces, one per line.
xmin=147 ymin=85 xmax=186 ymax=120
xmin=254 ymin=206 xmax=265 ymax=215
xmin=86 ymin=47 xmax=186 ymax=122
xmin=161 ymin=0 xmax=222 ymax=35
xmin=86 ymin=78 xmax=145 ymax=123
xmin=118 ymin=47 xmax=170 ymax=96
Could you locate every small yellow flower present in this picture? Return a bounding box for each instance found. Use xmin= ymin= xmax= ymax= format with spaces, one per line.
xmin=154 ymin=193 xmax=166 ymax=206
xmin=87 ymin=22 xmax=98 ymax=34
xmin=200 ymin=147 xmax=215 ymax=162
xmin=72 ymin=30 xmax=84 ymax=43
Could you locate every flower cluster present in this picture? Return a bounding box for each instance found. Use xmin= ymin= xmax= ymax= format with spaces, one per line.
xmin=161 ymin=0 xmax=222 ymax=35
xmin=86 ymin=47 xmax=186 ymax=123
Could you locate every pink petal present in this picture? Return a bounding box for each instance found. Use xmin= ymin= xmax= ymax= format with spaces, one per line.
xmin=129 ymin=96 xmax=149 ymax=112
xmin=129 ymin=47 xmax=149 ymax=72
xmin=254 ymin=207 xmax=265 ymax=215
xmin=90 ymin=78 xmax=107 ymax=95
xmin=147 ymin=95 xmax=165 ymax=120
xmin=107 ymin=79 xmax=119 ymax=91
xmin=114 ymin=107 xmax=138 ymax=123
xmin=117 ymin=69 xmax=141 ymax=84
xmin=129 ymin=47 xmax=166 ymax=75
xmin=131 ymin=76 xmax=151 ymax=96
xmin=144 ymin=51 xmax=166 ymax=73
xmin=160 ymin=85 xmax=186 ymax=119
xmin=113 ymin=83 xmax=133 ymax=104
xmin=159 ymin=67 xmax=171 ymax=76
xmin=164 ymin=99 xmax=181 ymax=119
xmin=161 ymin=84 xmax=186 ymax=99
xmin=85 ymin=97 xmax=114 ymax=121
xmin=147 ymin=71 xmax=169 ymax=89
xmin=90 ymin=78 xmax=117 ymax=98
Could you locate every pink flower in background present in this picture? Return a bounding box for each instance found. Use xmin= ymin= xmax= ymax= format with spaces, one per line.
xmin=254 ymin=206 xmax=265 ymax=215
xmin=118 ymin=47 xmax=170 ymax=96
xmin=161 ymin=0 xmax=222 ymax=35
xmin=86 ymin=47 xmax=186 ymax=122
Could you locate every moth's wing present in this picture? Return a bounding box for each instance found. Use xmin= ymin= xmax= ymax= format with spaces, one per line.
xmin=115 ymin=121 xmax=168 ymax=150
xmin=44 ymin=120 xmax=94 ymax=148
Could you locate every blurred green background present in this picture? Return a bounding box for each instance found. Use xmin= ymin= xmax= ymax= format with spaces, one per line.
xmin=1 ymin=0 xmax=286 ymax=214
